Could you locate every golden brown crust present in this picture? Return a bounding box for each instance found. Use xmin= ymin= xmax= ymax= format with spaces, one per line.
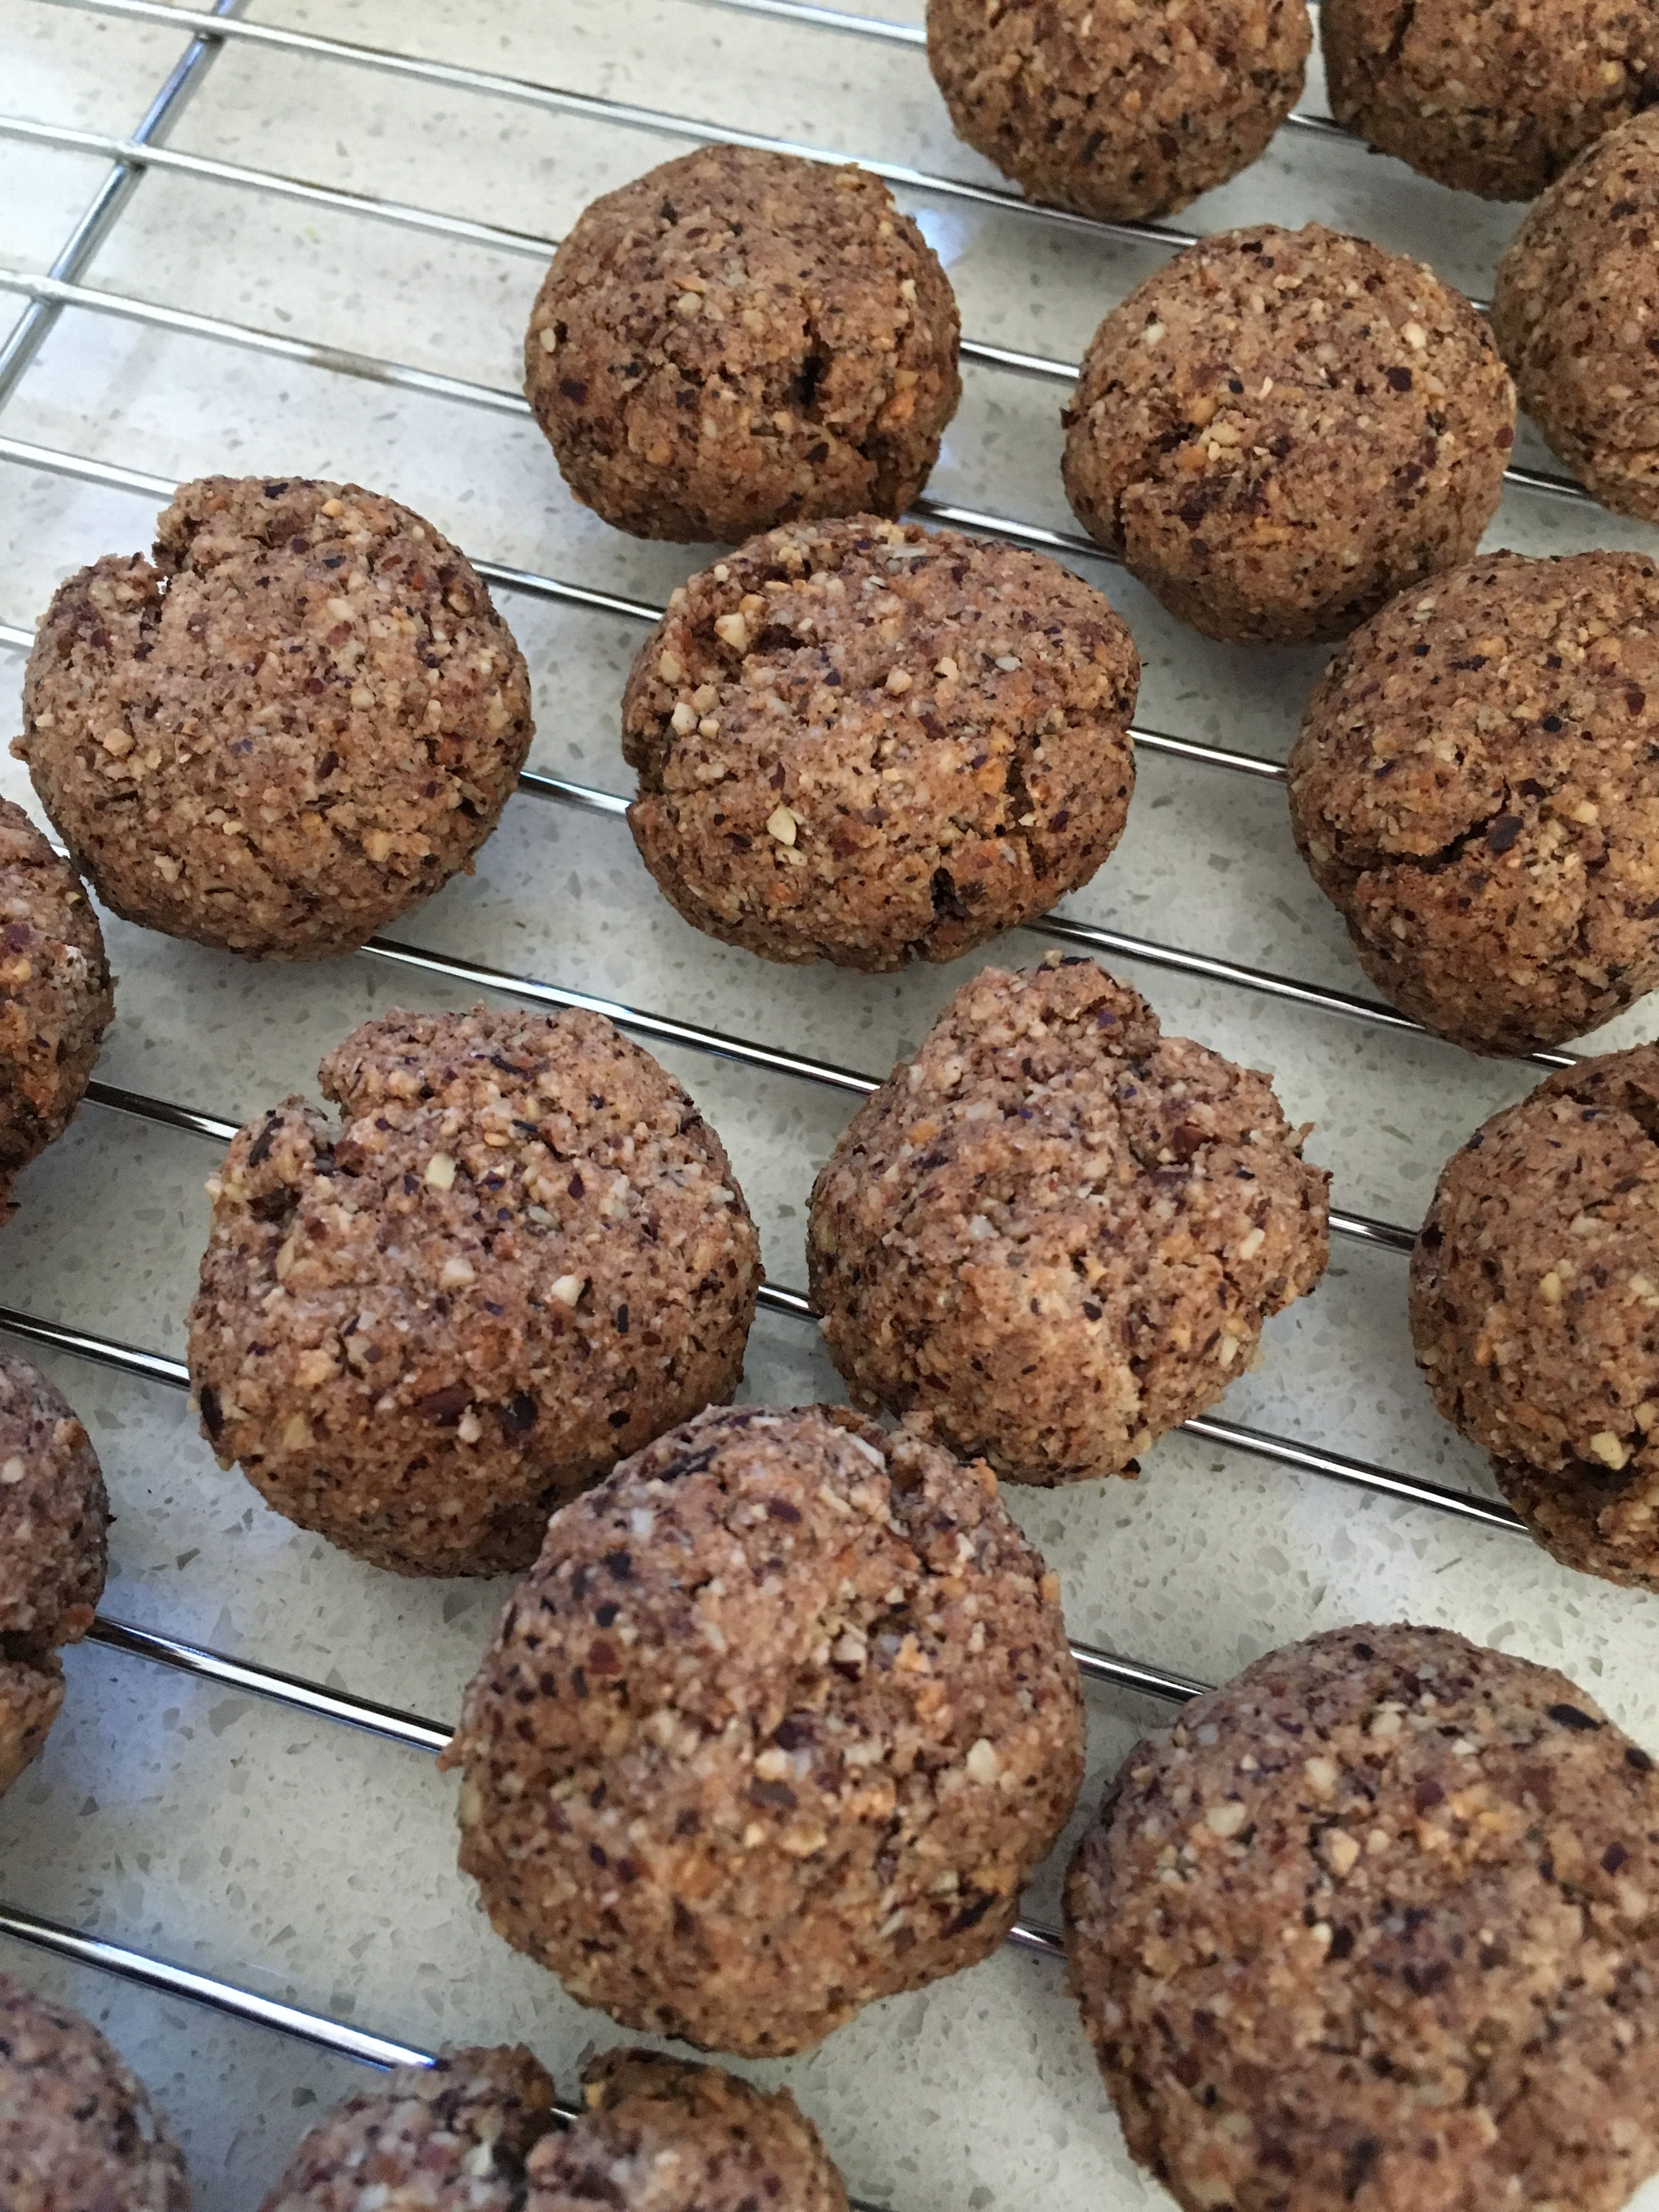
xmin=526 ymin=2051 xmax=848 ymax=2212
xmin=0 ymin=1969 xmax=190 ymax=2211
xmin=525 ymin=146 xmax=960 ymax=544
xmin=1412 ymin=1046 xmax=1659 ymax=1590
xmin=926 ymin=0 xmax=1310 ymax=221
xmin=807 ymin=959 xmax=1329 ymax=1483
xmin=1288 ymin=549 xmax=1659 ymax=1055
xmin=18 ymin=477 xmax=533 ymax=960
xmin=258 ymin=2045 xmax=560 ymax=2212
xmin=1066 ymin=1624 xmax=1659 ymax=2212
xmin=621 ymin=516 xmax=1139 ymax=969
xmin=187 ymin=1006 xmax=761 ymax=1578
xmin=446 ymin=1402 xmax=1085 ymax=2056
xmin=1323 ymin=0 xmax=1659 ymax=200
xmin=1060 ymin=224 xmax=1515 ymax=645
xmin=1492 ymin=110 xmax=1659 ymax=522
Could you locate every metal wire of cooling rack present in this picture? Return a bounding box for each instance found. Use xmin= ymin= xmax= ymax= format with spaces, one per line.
xmin=0 ymin=0 xmax=1620 ymax=2186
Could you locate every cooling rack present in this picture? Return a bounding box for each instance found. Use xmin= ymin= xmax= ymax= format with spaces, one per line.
xmin=4 ymin=1 xmax=1659 ymax=2204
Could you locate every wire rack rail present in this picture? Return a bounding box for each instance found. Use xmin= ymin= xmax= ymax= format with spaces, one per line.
xmin=0 ymin=2 xmax=1650 ymax=2203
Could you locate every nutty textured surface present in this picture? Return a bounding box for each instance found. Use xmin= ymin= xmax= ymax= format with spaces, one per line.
xmin=806 ymin=959 xmax=1329 ymax=1485
xmin=621 ymin=516 xmax=1139 ymax=969
xmin=1493 ymin=110 xmax=1659 ymax=523
xmin=0 ymin=1968 xmax=190 ymax=2211
xmin=1323 ymin=0 xmax=1659 ymax=200
xmin=1065 ymin=1623 xmax=1659 ymax=2212
xmin=1061 ymin=223 xmax=1515 ymax=645
xmin=188 ymin=1006 xmax=761 ymax=1578
xmin=526 ymin=2050 xmax=848 ymax=2212
xmin=0 ymin=797 xmax=112 ymax=1219
xmin=1412 ymin=1046 xmax=1659 ymax=1591
xmin=259 ymin=2045 xmax=560 ymax=2212
xmin=18 ymin=476 xmax=533 ymax=959
xmin=0 ymin=1348 xmax=108 ymax=1796
xmin=1288 ymin=550 xmax=1659 ymax=1056
xmin=446 ymin=1402 xmax=1084 ymax=2055
xmin=925 ymin=0 xmax=1310 ymax=222
xmin=525 ymin=146 xmax=960 ymax=544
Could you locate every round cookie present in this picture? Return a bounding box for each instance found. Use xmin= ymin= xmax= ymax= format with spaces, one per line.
xmin=621 ymin=516 xmax=1140 ymax=969
xmin=1412 ymin=1046 xmax=1659 ymax=1590
xmin=188 ymin=1006 xmax=761 ymax=1578
xmin=0 ymin=1968 xmax=190 ymax=2210
xmin=0 ymin=797 xmax=114 ymax=1220
xmin=806 ymin=958 xmax=1329 ymax=1484
xmin=1060 ymin=223 xmax=1516 ymax=645
xmin=925 ymin=0 xmax=1311 ymax=222
xmin=524 ymin=146 xmax=960 ymax=544
xmin=444 ymin=1402 xmax=1084 ymax=2055
xmin=0 ymin=1350 xmax=109 ymax=1795
xmin=526 ymin=2050 xmax=848 ymax=2212
xmin=1492 ymin=110 xmax=1659 ymax=522
xmin=259 ymin=2045 xmax=560 ymax=2212
xmin=1288 ymin=549 xmax=1659 ymax=1056
xmin=18 ymin=476 xmax=533 ymax=960
xmin=1322 ymin=0 xmax=1659 ymax=201
xmin=1066 ymin=1623 xmax=1659 ymax=2212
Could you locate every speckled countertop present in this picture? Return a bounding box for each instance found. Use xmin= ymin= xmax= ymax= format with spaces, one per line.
xmin=3 ymin=2 xmax=1659 ymax=2207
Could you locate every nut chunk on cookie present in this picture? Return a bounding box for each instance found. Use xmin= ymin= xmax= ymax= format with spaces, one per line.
xmin=445 ymin=1402 xmax=1084 ymax=2054
xmin=623 ymin=516 xmax=1139 ymax=969
xmin=188 ymin=1006 xmax=761 ymax=1577
xmin=1413 ymin=1046 xmax=1659 ymax=1592
xmin=1067 ymin=1624 xmax=1659 ymax=2212
xmin=526 ymin=146 xmax=960 ymax=544
xmin=808 ymin=957 xmax=1329 ymax=1483
xmin=1062 ymin=224 xmax=1514 ymax=645
xmin=18 ymin=476 xmax=533 ymax=960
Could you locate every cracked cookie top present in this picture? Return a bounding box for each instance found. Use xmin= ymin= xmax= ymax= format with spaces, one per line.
xmin=621 ymin=516 xmax=1140 ymax=970
xmin=806 ymin=958 xmax=1329 ymax=1483
xmin=445 ymin=1401 xmax=1085 ymax=2056
xmin=525 ymin=146 xmax=961 ymax=544
xmin=1492 ymin=111 xmax=1659 ymax=525
xmin=1323 ymin=0 xmax=1659 ymax=201
xmin=1412 ymin=1046 xmax=1659 ymax=1589
xmin=18 ymin=476 xmax=534 ymax=961
xmin=1065 ymin=1623 xmax=1659 ymax=2212
xmin=1061 ymin=224 xmax=1515 ymax=645
xmin=1289 ymin=549 xmax=1659 ymax=1056
xmin=926 ymin=0 xmax=1311 ymax=223
xmin=187 ymin=1005 xmax=762 ymax=1578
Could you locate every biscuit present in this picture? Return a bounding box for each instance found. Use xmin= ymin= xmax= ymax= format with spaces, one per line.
xmin=526 ymin=147 xmax=960 ymax=543
xmin=622 ymin=516 xmax=1139 ymax=968
xmin=1061 ymin=223 xmax=1515 ymax=644
xmin=807 ymin=959 xmax=1329 ymax=1483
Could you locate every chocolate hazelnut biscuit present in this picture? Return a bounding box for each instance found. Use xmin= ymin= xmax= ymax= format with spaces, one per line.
xmin=1289 ymin=549 xmax=1659 ymax=1056
xmin=926 ymin=0 xmax=1311 ymax=222
xmin=445 ymin=1402 xmax=1084 ymax=2055
xmin=0 ymin=797 xmax=113 ymax=1220
xmin=526 ymin=146 xmax=960 ymax=543
xmin=526 ymin=2050 xmax=848 ymax=2212
xmin=18 ymin=477 xmax=533 ymax=960
xmin=1323 ymin=0 xmax=1659 ymax=201
xmin=188 ymin=1006 xmax=761 ymax=1578
xmin=0 ymin=1969 xmax=190 ymax=2210
xmin=0 ymin=1350 xmax=108 ymax=1795
xmin=1492 ymin=110 xmax=1659 ymax=522
xmin=622 ymin=516 xmax=1139 ymax=969
xmin=1412 ymin=1046 xmax=1659 ymax=1590
xmin=259 ymin=2045 xmax=560 ymax=2212
xmin=1062 ymin=223 xmax=1515 ymax=645
xmin=807 ymin=958 xmax=1329 ymax=1485
xmin=1066 ymin=1623 xmax=1659 ymax=2212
